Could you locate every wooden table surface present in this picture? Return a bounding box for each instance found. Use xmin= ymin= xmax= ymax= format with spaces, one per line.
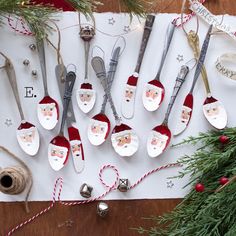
xmin=1 ymin=1 xmax=234 ymax=236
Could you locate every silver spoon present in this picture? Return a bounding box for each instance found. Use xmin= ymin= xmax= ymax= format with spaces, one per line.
xmin=4 ymin=58 xmax=40 ymax=156
xmin=37 ymin=39 xmax=59 ymax=130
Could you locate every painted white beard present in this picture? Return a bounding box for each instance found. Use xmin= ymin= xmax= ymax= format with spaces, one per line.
xmin=48 ymin=156 xmax=66 ymax=171
xmin=17 ymin=129 xmax=39 ymax=156
xmin=88 ymin=129 xmax=106 ymax=146
xmin=147 ymin=144 xmax=165 ymax=158
xmin=48 ymin=144 xmax=68 ymax=171
xmin=87 ymin=120 xmax=108 ymax=146
xmin=111 ymin=134 xmax=139 ymax=157
xmin=142 ymin=92 xmax=162 ymax=111
xmin=175 ymin=118 xmax=189 ymax=134
xmin=77 ymin=91 xmax=96 ymax=113
xmin=206 ymin=113 xmax=227 ymax=129
xmin=147 ymin=133 xmax=167 ymax=158
xmin=203 ymin=106 xmax=227 ymax=129
xmin=38 ymin=109 xmax=58 ymax=130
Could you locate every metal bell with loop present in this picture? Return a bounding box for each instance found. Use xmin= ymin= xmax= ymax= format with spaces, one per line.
xmin=80 ymin=183 xmax=93 ymax=198
xmin=97 ymin=202 xmax=109 ymax=217
xmin=117 ymin=178 xmax=129 ymax=192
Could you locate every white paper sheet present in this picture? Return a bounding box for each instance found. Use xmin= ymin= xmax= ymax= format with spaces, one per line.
xmin=0 ymin=13 xmax=236 ymax=201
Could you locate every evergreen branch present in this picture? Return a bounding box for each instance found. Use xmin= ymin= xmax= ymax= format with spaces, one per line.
xmin=119 ymin=0 xmax=153 ymax=18
xmin=134 ymin=127 xmax=236 ymax=236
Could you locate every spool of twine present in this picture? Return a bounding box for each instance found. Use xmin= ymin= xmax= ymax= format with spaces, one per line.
xmin=0 ymin=166 xmax=28 ymax=195
xmin=0 ymin=146 xmax=32 ymax=213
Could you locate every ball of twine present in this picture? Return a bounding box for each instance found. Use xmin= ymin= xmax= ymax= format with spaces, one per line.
xmin=0 ymin=146 xmax=32 ymax=213
xmin=0 ymin=166 xmax=28 ymax=195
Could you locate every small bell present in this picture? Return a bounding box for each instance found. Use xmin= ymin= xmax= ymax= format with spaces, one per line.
xmin=23 ymin=59 xmax=30 ymax=66
xmin=29 ymin=44 xmax=36 ymax=51
xmin=97 ymin=202 xmax=109 ymax=217
xmin=80 ymin=183 xmax=93 ymax=198
xmin=117 ymin=178 xmax=129 ymax=192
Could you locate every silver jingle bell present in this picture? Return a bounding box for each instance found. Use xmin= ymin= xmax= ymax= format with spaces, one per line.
xmin=117 ymin=178 xmax=129 ymax=192
xmin=29 ymin=44 xmax=36 ymax=51
xmin=23 ymin=59 xmax=30 ymax=66
xmin=97 ymin=202 xmax=109 ymax=217
xmin=80 ymin=183 xmax=93 ymax=198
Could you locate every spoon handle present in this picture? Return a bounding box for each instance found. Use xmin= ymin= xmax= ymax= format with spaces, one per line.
xmin=91 ymin=56 xmax=121 ymax=124
xmin=84 ymin=41 xmax=90 ymax=80
xmin=155 ymin=22 xmax=175 ymax=81
xmin=135 ymin=15 xmax=155 ymax=73
xmin=36 ymin=39 xmax=48 ymax=95
xmin=163 ymin=65 xmax=189 ymax=125
xmin=189 ymin=25 xmax=213 ymax=94
xmin=59 ymin=72 xmax=76 ymax=135
xmin=187 ymin=31 xmax=211 ymax=94
xmin=5 ymin=59 xmax=25 ymax=120
xmin=100 ymin=47 xmax=121 ymax=114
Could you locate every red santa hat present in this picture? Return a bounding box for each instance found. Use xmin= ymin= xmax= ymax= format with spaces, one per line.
xmin=92 ymin=114 xmax=110 ymax=140
xmin=112 ymin=123 xmax=132 ymax=137
xmin=80 ymin=83 xmax=93 ymax=90
xmin=38 ymin=96 xmax=59 ymax=119
xmin=183 ymin=93 xmax=193 ymax=111
xmin=147 ymin=79 xmax=164 ymax=89
xmin=18 ymin=121 xmax=35 ymax=130
xmin=126 ymin=74 xmax=138 ymax=88
xmin=203 ymin=96 xmax=218 ymax=105
xmin=51 ymin=136 xmax=70 ymax=164
xmin=32 ymin=0 xmax=75 ymax=11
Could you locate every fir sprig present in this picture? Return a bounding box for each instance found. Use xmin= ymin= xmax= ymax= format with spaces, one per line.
xmin=0 ymin=0 xmax=56 ymax=39
xmin=135 ymin=127 xmax=236 ymax=236
xmin=119 ymin=0 xmax=153 ymax=18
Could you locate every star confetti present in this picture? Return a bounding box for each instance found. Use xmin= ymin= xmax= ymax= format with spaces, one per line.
xmin=167 ymin=180 xmax=174 ymax=188
xmin=123 ymin=25 xmax=131 ymax=33
xmin=4 ymin=119 xmax=13 ymax=127
xmin=176 ymin=54 xmax=184 ymax=62
xmin=108 ymin=17 xmax=115 ymax=25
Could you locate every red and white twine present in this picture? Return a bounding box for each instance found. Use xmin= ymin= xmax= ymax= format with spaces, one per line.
xmin=7 ymin=15 xmax=33 ymax=36
xmin=6 ymin=162 xmax=182 ymax=236
xmin=172 ymin=0 xmax=206 ymax=27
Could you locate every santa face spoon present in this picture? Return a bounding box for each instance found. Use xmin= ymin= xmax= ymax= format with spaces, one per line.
xmin=147 ymin=65 xmax=189 ymax=158
xmin=48 ymin=72 xmax=75 ymax=171
xmin=121 ymin=15 xmax=155 ymax=119
xmin=142 ymin=22 xmax=175 ymax=112
xmin=76 ymin=26 xmax=96 ymax=114
xmin=92 ymin=56 xmax=139 ymax=157
xmin=4 ymin=57 xmax=40 ymax=156
xmin=88 ymin=47 xmax=121 ymax=146
xmin=37 ymin=39 xmax=59 ymax=130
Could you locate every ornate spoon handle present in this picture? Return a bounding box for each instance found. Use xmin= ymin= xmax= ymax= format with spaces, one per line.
xmin=187 ymin=31 xmax=211 ymax=94
xmin=92 ymin=56 xmax=121 ymax=124
xmin=155 ymin=23 xmax=175 ymax=81
xmin=163 ymin=65 xmax=189 ymax=125
xmin=135 ymin=15 xmax=155 ymax=73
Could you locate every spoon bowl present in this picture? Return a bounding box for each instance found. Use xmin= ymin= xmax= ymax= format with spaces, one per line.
xmin=37 ymin=96 xmax=59 ymax=130
xmin=147 ymin=124 xmax=171 ymax=158
xmin=203 ymin=96 xmax=227 ymax=129
xmin=88 ymin=113 xmax=110 ymax=146
xmin=142 ymin=79 xmax=165 ymax=111
xmin=48 ymin=136 xmax=70 ymax=171
xmin=111 ymin=123 xmax=139 ymax=157
xmin=17 ymin=121 xmax=40 ymax=156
